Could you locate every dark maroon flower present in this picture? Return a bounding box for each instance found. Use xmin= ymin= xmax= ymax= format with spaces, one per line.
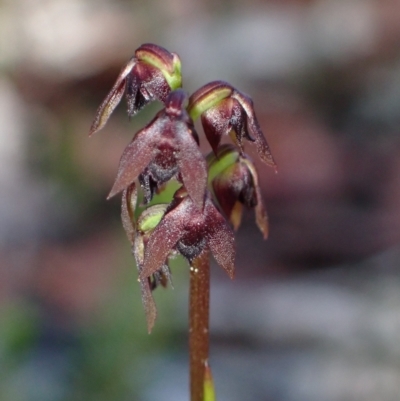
xmin=208 ymin=145 xmax=268 ymax=239
xmin=140 ymin=188 xmax=236 ymax=281
xmin=187 ymin=81 xmax=276 ymax=169
xmin=108 ymin=89 xmax=207 ymax=209
xmin=90 ymin=43 xmax=182 ymax=136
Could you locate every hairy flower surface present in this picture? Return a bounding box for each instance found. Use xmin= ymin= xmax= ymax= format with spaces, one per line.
xmin=90 ymin=43 xmax=182 ymax=136
xmin=188 ymin=81 xmax=276 ymax=169
xmin=208 ymin=145 xmax=268 ymax=239
xmin=140 ymin=189 xmax=236 ymax=281
xmin=108 ymin=90 xmax=207 ymax=209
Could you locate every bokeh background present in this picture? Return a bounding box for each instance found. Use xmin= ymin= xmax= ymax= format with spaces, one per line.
xmin=1 ymin=0 xmax=400 ymax=400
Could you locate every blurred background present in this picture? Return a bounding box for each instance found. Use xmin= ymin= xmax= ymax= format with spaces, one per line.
xmin=1 ymin=0 xmax=400 ymax=400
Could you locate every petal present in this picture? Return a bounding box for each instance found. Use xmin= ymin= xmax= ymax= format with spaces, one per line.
xmin=133 ymin=234 xmax=157 ymax=333
xmin=242 ymin=158 xmax=269 ymax=239
xmin=135 ymin=44 xmax=182 ymax=91
xmin=230 ymin=201 xmax=243 ymax=231
xmin=206 ymin=144 xmax=240 ymax=185
xmin=140 ymin=197 xmax=193 ymax=280
xmin=135 ymin=43 xmax=176 ymax=75
xmin=139 ymin=63 xmax=172 ymax=104
xmin=229 ymin=99 xmax=254 ymax=154
xmin=211 ymin=164 xmax=238 ymax=217
xmin=175 ymin=121 xmax=208 ymax=209
xmin=126 ymin=63 xmax=170 ymax=117
xmin=121 ymin=183 xmax=137 ymax=244
xmin=89 ymin=57 xmax=136 ymax=136
xmin=204 ymin=197 xmax=236 ymax=279
xmin=156 ymin=264 xmax=174 ymax=289
xmin=188 ymin=81 xmax=233 ymax=121
xmin=232 ymin=90 xmax=277 ymax=169
xmin=254 ymin=184 xmax=269 ymax=240
xmin=201 ymin=105 xmax=230 ymax=155
xmin=139 ymin=278 xmax=158 ymax=334
xmin=125 ymin=71 xmax=143 ymax=117
xmin=138 ymin=170 xmax=158 ymax=204
xmin=107 ymin=117 xmax=166 ymax=199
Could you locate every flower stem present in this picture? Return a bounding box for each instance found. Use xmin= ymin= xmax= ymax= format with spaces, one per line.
xmin=189 ymin=248 xmax=211 ymax=401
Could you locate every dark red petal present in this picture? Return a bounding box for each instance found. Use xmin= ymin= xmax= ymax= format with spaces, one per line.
xmin=133 ymin=233 xmax=158 ymax=333
xmin=175 ymin=122 xmax=207 ymax=209
xmin=229 ymin=99 xmax=254 ymax=154
xmin=212 ymin=163 xmax=242 ymax=218
xmin=232 ymin=90 xmax=277 ymax=169
xmin=242 ymin=159 xmax=269 ymax=239
xmin=121 ymin=183 xmax=137 ymax=244
xmin=125 ymin=71 xmax=142 ymax=117
xmin=254 ymin=184 xmax=268 ymax=239
xmin=188 ymin=81 xmax=233 ymax=112
xmin=89 ymin=57 xmax=136 ymax=136
xmin=140 ymin=197 xmax=193 ymax=280
xmin=201 ymin=105 xmax=229 ymax=155
xmin=204 ymin=198 xmax=236 ymax=279
xmin=107 ymin=117 xmax=165 ymax=199
xmin=136 ymin=62 xmax=171 ymax=104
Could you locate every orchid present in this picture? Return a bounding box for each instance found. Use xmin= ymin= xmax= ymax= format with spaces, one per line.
xmin=89 ymin=43 xmax=276 ymax=401
xmin=141 ymin=188 xmax=235 ymax=281
xmin=90 ymin=43 xmax=182 ymax=136
xmin=108 ymin=89 xmax=207 ymax=209
xmin=188 ymin=81 xmax=277 ymax=169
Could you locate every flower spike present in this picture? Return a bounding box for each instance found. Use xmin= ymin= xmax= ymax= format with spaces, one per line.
xmin=89 ymin=44 xmax=182 ymax=136
xmin=89 ymin=43 xmax=276 ymax=398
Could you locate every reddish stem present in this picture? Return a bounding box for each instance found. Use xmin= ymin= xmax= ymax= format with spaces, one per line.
xmin=189 ymin=248 xmax=210 ymax=401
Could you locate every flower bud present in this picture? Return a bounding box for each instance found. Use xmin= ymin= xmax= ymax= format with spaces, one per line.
xmin=208 ymin=145 xmax=268 ymax=239
xmin=188 ymin=81 xmax=276 ymax=169
xmin=90 ymin=44 xmax=182 ymax=136
xmin=187 ymin=81 xmax=233 ymax=121
xmin=135 ymin=43 xmax=182 ymax=91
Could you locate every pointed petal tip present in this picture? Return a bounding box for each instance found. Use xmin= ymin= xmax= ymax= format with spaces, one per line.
xmin=261 ymin=226 xmax=269 ymax=240
xmin=146 ymin=307 xmax=156 ymax=333
xmin=147 ymin=322 xmax=154 ymax=334
xmin=88 ymin=127 xmax=96 ymax=137
xmin=89 ymin=120 xmax=103 ymax=137
xmin=107 ymin=185 xmax=120 ymax=200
